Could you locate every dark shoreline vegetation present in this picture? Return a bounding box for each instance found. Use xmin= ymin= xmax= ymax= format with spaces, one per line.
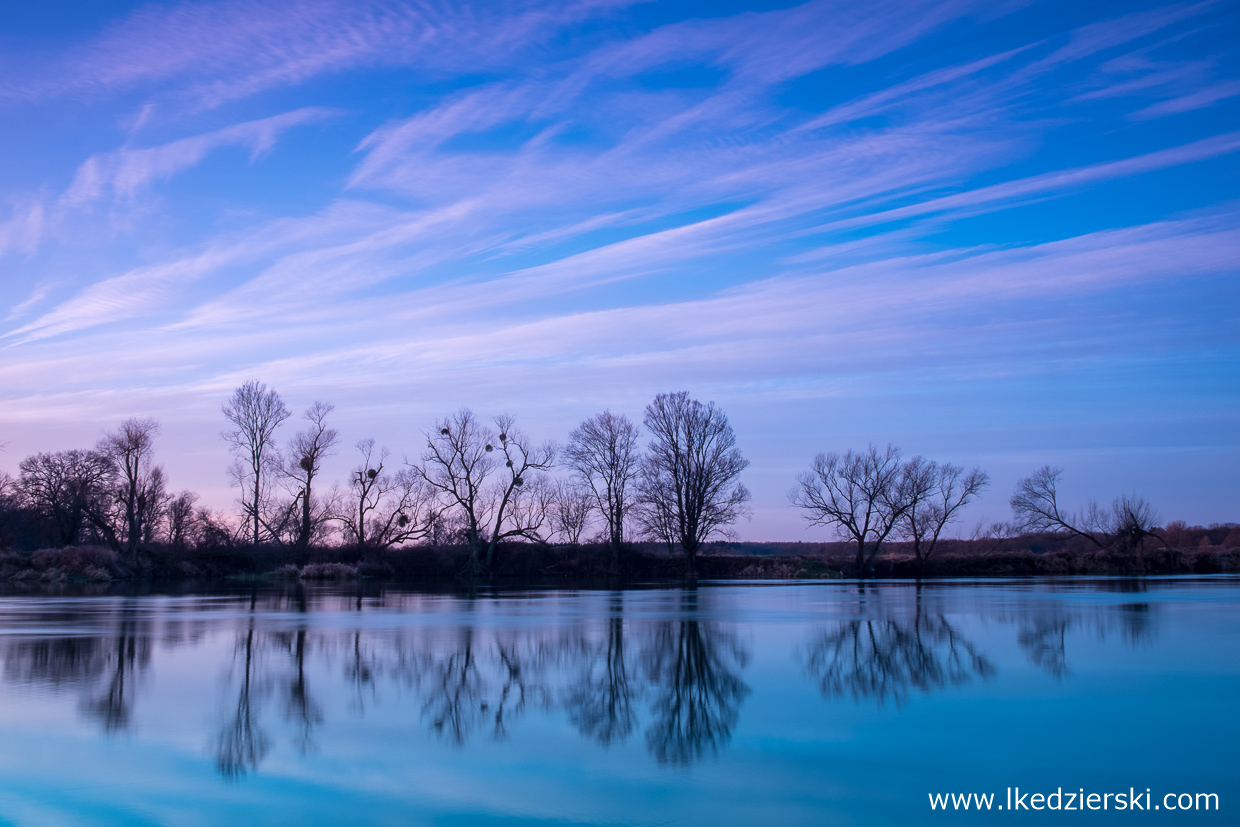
xmin=2 ymin=530 xmax=1238 ymax=588
xmin=2 ymin=383 xmax=1236 ymax=585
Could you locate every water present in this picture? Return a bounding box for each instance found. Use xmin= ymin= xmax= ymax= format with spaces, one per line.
xmin=0 ymin=578 xmax=1236 ymax=825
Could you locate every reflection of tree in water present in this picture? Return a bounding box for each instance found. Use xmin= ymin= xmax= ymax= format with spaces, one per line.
xmin=215 ymin=621 xmax=269 ymax=779
xmin=1014 ymin=601 xmax=1156 ymax=679
xmin=418 ymin=625 xmax=560 ymax=744
xmin=4 ymin=637 xmax=111 ymax=687
xmin=566 ymin=594 xmax=636 ymax=746
xmin=278 ymin=628 xmax=322 ymax=753
xmin=1 ymin=600 xmax=151 ymax=733
xmin=346 ymin=630 xmax=377 ymax=711
xmin=804 ymin=590 xmax=993 ymax=707
xmin=1017 ymin=615 xmax=1070 ymax=678
xmin=642 ymin=593 xmax=750 ymax=765
xmin=85 ymin=619 xmax=150 ymax=732
xmin=422 ymin=627 xmax=487 ymax=744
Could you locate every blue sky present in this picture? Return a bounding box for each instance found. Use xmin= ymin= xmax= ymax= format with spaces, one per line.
xmin=0 ymin=0 xmax=1237 ymax=539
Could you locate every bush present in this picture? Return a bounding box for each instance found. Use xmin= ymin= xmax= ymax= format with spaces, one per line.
xmin=299 ymin=562 xmax=358 ymax=580
xmin=30 ymin=546 xmax=118 ymax=579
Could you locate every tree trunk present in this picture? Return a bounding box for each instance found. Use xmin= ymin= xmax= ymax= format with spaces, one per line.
xmin=252 ymin=474 xmax=261 ymax=546
xmin=297 ymin=488 xmax=312 ymax=553
xmin=684 ymin=537 xmax=698 ymax=576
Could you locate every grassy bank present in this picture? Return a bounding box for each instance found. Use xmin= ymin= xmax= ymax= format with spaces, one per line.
xmin=3 ymin=532 xmax=1239 ymax=586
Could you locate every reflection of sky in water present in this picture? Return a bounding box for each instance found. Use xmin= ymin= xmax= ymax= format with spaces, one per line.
xmin=0 ymin=579 xmax=1236 ymax=825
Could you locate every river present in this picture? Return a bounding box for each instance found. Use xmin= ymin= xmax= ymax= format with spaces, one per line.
xmin=0 ymin=577 xmax=1236 ymax=824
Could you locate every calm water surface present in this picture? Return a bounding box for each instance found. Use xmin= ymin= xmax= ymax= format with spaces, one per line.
xmin=0 ymin=577 xmax=1236 ymax=825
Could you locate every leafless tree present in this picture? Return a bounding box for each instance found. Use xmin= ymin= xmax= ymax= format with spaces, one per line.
xmin=1009 ymin=466 xmax=1105 ymax=546
xmin=222 ymin=381 xmax=290 ymax=545
xmin=550 ymin=480 xmax=594 ymax=545
xmin=634 ymin=466 xmax=679 ymax=556
xmin=195 ymin=506 xmax=239 ymax=549
xmin=416 ymin=410 xmax=493 ymax=566
xmin=1009 ymin=466 xmax=1161 ymax=555
xmin=165 ymin=490 xmax=200 ymax=549
xmin=0 ymin=469 xmax=17 ymax=539
xmin=18 ymin=449 xmax=118 ymax=547
xmin=336 ymin=439 xmax=436 ymax=550
xmin=98 ymin=418 xmax=163 ymax=554
xmin=138 ymin=466 xmax=168 ymax=544
xmin=282 ymin=401 xmax=340 ymax=553
xmin=901 ymin=459 xmax=990 ymax=569
xmin=1108 ymin=494 xmax=1161 ymax=554
xmin=634 ymin=392 xmax=750 ymax=574
xmin=566 ymin=411 xmax=641 ymax=557
xmin=416 ymin=410 xmax=555 ymax=571
xmin=790 ymin=444 xmax=915 ymax=576
xmin=503 ymin=473 xmax=556 ymax=546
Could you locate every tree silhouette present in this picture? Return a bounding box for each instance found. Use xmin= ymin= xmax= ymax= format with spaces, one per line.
xmin=221 ymin=380 xmax=290 ymax=546
xmin=99 ymin=417 xmax=163 ymax=555
xmin=636 ymin=392 xmax=750 ymax=574
xmin=283 ymin=401 xmax=339 ymax=554
xmin=567 ymin=411 xmax=641 ymax=563
xmin=790 ymin=444 xmax=915 ymax=576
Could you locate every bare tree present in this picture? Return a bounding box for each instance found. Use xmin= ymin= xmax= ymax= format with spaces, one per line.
xmin=0 ymin=469 xmax=17 ymax=540
xmin=18 ymin=449 xmax=118 ymax=548
xmin=99 ymin=418 xmax=163 ymax=555
xmin=416 ymin=410 xmax=556 ymax=571
xmin=790 ymin=444 xmax=914 ymax=576
xmin=549 ymin=480 xmax=594 ymax=545
xmin=222 ymin=381 xmax=290 ymax=545
xmin=1010 ymin=466 xmax=1105 ymax=547
xmin=484 ymin=414 xmax=556 ymax=562
xmin=137 ymin=466 xmax=168 ymax=544
xmin=417 ymin=410 xmax=493 ymax=569
xmin=901 ymin=460 xmax=990 ymax=570
xmin=504 ymin=473 xmax=556 ymax=546
xmin=635 ymin=392 xmax=750 ymax=574
xmin=566 ymin=411 xmax=641 ymax=558
xmin=1108 ymin=494 xmax=1161 ymax=555
xmin=1009 ymin=466 xmax=1161 ymax=556
xmin=165 ymin=490 xmax=200 ymax=549
xmin=634 ymin=466 xmax=679 ymax=556
xmin=283 ymin=401 xmax=340 ymax=553
xmin=336 ymin=439 xmax=436 ymax=550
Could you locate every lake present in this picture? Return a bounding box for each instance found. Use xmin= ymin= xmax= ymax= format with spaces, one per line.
xmin=0 ymin=577 xmax=1236 ymax=825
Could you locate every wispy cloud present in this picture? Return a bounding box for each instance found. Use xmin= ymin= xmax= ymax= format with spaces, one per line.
xmin=61 ymin=108 xmax=334 ymax=206
xmin=0 ymin=0 xmax=1236 ymax=526
xmin=0 ymin=199 xmax=45 ymax=258
xmin=1 ymin=0 xmax=630 ymax=109
xmin=1132 ymin=78 xmax=1240 ymax=117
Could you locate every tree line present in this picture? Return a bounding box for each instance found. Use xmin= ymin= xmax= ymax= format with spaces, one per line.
xmin=0 ymin=381 xmax=1178 ymax=576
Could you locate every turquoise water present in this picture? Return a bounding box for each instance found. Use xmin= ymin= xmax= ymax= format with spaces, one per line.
xmin=0 ymin=578 xmax=1236 ymax=825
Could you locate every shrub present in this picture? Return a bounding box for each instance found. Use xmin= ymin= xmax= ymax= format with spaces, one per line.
xmin=30 ymin=546 xmax=118 ymax=578
xmin=300 ymin=562 xmax=358 ymax=580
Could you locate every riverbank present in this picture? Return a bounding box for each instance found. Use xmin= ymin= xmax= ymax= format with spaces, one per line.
xmin=3 ymin=536 xmax=1239 ymax=585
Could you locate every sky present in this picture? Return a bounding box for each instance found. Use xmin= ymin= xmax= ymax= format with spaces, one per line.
xmin=0 ymin=0 xmax=1236 ymax=540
